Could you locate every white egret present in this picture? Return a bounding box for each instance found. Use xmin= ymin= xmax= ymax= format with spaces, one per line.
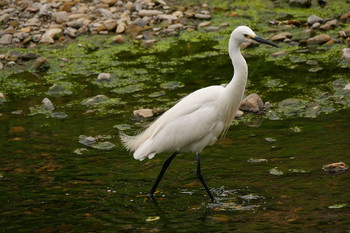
xmin=121 ymin=26 xmax=278 ymax=202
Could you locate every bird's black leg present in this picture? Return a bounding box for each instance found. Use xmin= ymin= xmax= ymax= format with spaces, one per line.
xmin=196 ymin=153 xmax=216 ymax=202
xmin=148 ymin=151 xmax=179 ymax=200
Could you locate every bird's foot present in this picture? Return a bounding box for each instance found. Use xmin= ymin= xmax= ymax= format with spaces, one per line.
xmin=147 ymin=193 xmax=156 ymax=201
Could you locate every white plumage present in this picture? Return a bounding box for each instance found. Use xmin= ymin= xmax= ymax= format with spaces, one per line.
xmin=120 ymin=26 xmax=278 ymax=201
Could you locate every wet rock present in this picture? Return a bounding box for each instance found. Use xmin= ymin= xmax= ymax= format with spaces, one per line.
xmin=0 ymin=34 xmax=13 ymax=45
xmin=79 ymin=135 xmax=96 ymax=146
xmin=278 ymin=98 xmax=306 ymax=117
xmin=12 ymin=110 xmax=23 ymax=115
xmin=323 ymin=162 xmax=348 ymax=174
xmin=240 ymin=93 xmax=264 ymax=113
xmin=47 ymin=83 xmax=72 ymax=97
xmin=341 ymin=48 xmax=350 ymax=61
xmin=307 ymin=15 xmax=323 ymax=25
xmin=133 ymin=109 xmax=153 ymax=118
xmin=271 ymin=32 xmax=293 ymax=41
xmin=41 ymin=98 xmax=55 ymax=111
xmin=289 ymin=0 xmax=311 ymax=7
xmin=50 ymin=112 xmax=67 ymax=119
xmin=307 ymin=34 xmax=331 ymax=45
xmin=92 ymin=141 xmax=115 ymax=150
xmin=248 ymin=158 xmax=268 ymax=163
xmin=320 ymin=19 xmax=337 ymax=30
xmin=97 ymin=72 xmax=112 ymax=81
xmin=81 ymin=95 xmax=109 ymax=105
xmin=269 ymin=167 xmax=283 ymax=176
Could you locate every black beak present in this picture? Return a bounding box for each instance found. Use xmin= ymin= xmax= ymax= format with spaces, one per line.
xmin=252 ymin=36 xmax=279 ymax=48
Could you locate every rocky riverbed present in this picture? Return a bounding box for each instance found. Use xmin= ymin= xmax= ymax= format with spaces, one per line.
xmin=0 ymin=0 xmax=350 ymax=122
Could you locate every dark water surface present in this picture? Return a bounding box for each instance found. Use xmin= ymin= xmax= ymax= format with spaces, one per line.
xmin=1 ymin=37 xmax=350 ymax=232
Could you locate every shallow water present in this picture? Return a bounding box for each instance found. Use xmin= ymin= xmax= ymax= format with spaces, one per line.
xmin=1 ymin=35 xmax=350 ymax=232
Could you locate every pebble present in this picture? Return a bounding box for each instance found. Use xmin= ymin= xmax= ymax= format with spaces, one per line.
xmin=307 ymin=34 xmax=331 ymax=45
xmin=194 ymin=13 xmax=211 ymax=20
xmin=240 ymin=93 xmax=264 ymax=113
xmin=198 ymin=21 xmax=211 ymax=28
xmin=271 ymin=32 xmax=293 ymax=41
xmin=167 ymin=23 xmax=183 ymax=30
xmin=307 ymin=15 xmax=323 ymax=25
xmin=0 ymin=34 xmax=13 ymax=45
xmin=319 ymin=19 xmax=337 ymax=30
xmin=116 ymin=22 xmax=127 ymax=34
xmin=139 ymin=10 xmax=163 ymax=17
xmin=113 ymin=34 xmax=124 ymax=43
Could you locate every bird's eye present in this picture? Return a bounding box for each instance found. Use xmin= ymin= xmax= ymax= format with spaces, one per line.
xmin=244 ymin=34 xmax=248 ymax=38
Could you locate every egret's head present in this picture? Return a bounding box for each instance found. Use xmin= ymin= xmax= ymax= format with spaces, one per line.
xmin=231 ymin=26 xmax=278 ymax=48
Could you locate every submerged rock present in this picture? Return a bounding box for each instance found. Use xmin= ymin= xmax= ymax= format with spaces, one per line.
xmin=133 ymin=109 xmax=154 ymax=118
xmin=78 ymin=135 xmax=115 ymax=150
xmin=240 ymin=93 xmax=264 ymax=113
xmin=323 ymin=162 xmax=348 ymax=174
xmin=81 ymin=95 xmax=109 ymax=105
xmin=41 ymin=98 xmax=55 ymax=111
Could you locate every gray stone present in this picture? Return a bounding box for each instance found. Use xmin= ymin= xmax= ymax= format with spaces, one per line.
xmin=81 ymin=95 xmax=109 ymax=105
xmin=0 ymin=34 xmax=13 ymax=45
xmin=39 ymin=4 xmax=51 ymax=16
xmin=96 ymin=8 xmax=113 ymax=19
xmin=240 ymin=93 xmax=264 ymax=112
xmin=0 ymin=13 xmax=10 ymax=23
xmin=64 ymin=27 xmax=77 ymax=38
xmin=41 ymin=98 xmax=55 ymax=111
xmin=307 ymin=15 xmax=323 ymax=25
xmin=52 ymin=11 xmax=69 ymax=23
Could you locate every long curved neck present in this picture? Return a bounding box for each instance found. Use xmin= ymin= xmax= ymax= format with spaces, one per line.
xmin=226 ymin=41 xmax=248 ymax=97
